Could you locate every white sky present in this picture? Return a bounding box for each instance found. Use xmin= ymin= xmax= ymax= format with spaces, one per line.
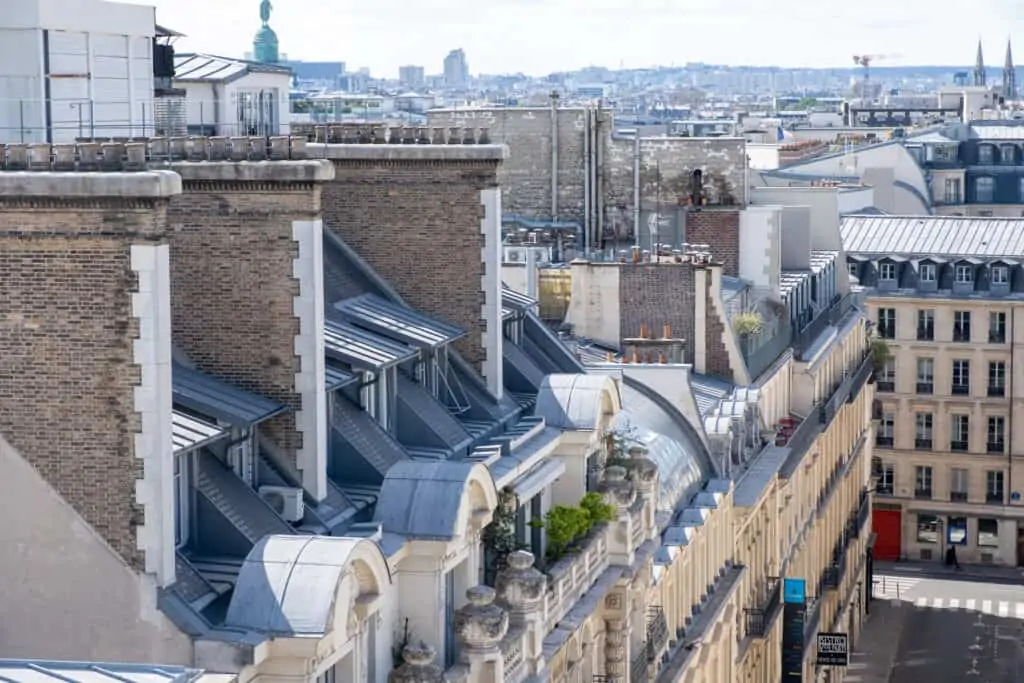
xmin=124 ymin=0 xmax=1019 ymax=77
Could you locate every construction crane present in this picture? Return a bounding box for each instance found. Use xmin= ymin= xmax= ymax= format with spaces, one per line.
xmin=852 ymin=54 xmax=893 ymax=100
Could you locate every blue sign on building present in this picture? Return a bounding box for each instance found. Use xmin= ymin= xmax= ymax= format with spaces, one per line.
xmin=783 ymin=578 xmax=807 ymax=604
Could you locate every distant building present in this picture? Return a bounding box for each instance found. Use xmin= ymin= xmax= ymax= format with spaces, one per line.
xmin=398 ymin=65 xmax=425 ymax=89
xmin=443 ymin=49 xmax=468 ymax=89
xmin=174 ymin=53 xmax=292 ymax=135
xmin=282 ymin=60 xmax=346 ymax=89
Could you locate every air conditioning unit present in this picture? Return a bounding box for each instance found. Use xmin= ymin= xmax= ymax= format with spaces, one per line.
xmin=259 ymin=486 xmax=305 ymax=522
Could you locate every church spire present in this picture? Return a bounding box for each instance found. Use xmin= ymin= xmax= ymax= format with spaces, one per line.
xmin=975 ymin=39 xmax=987 ymax=87
xmin=1005 ymin=39 xmax=1017 ymax=100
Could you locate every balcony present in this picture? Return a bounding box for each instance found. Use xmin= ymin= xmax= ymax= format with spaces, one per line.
xmin=915 ymin=438 xmax=932 ymax=450
xmin=876 ymin=381 xmax=894 ymax=393
xmin=988 ymin=385 xmax=1006 ymax=397
xmin=987 ymin=493 xmax=1004 ymax=504
xmin=950 ymin=491 xmax=968 ymax=502
xmin=953 ymin=326 xmax=971 ymax=343
xmin=803 ymin=593 xmax=823 ymax=648
xmin=990 ymin=330 xmax=1006 ymax=344
xmin=951 ymin=384 xmax=970 ymax=396
xmin=631 ymin=647 xmax=650 ymax=683
xmin=792 ymin=293 xmax=853 ymax=357
xmin=876 ymin=482 xmax=893 ymax=495
xmin=951 ymin=440 xmax=969 ymax=452
xmin=646 ymin=607 xmax=669 ymax=662
xmin=877 ymin=324 xmax=895 ymax=340
xmin=876 ymin=436 xmax=894 ymax=448
xmin=544 ymin=523 xmax=610 ymax=632
xmin=915 ymin=488 xmax=932 ymax=500
xmin=988 ymin=441 xmax=1005 ymax=454
xmin=917 ymin=326 xmax=934 ymax=341
xmin=744 ymin=577 xmax=782 ymax=638
xmin=916 ymin=382 xmax=933 ymax=394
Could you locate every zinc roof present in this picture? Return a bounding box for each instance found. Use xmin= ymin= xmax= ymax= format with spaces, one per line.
xmin=840 ymin=215 xmax=1024 ymax=260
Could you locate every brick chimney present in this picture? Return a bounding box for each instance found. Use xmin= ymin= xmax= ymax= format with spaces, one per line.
xmin=166 ymin=153 xmax=335 ymax=501
xmin=0 ymin=169 xmax=181 ymax=584
xmin=312 ymin=132 xmax=508 ymax=398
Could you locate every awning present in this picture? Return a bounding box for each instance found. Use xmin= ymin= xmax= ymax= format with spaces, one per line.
xmin=173 ymin=410 xmax=227 ymax=454
xmin=502 ymin=306 xmax=517 ymax=321
xmin=325 ymin=362 xmax=359 ymax=391
xmin=324 ymin=320 xmax=418 ymax=371
xmin=172 ymin=361 xmax=286 ymax=426
xmin=335 ymin=294 xmax=464 ymax=349
xmin=512 ymin=457 xmax=566 ymax=501
xmin=502 ymin=287 xmax=539 ymax=312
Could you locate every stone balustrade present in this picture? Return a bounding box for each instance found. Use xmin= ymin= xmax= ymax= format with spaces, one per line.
xmin=292 ymin=122 xmax=493 ymax=145
xmin=543 ymin=523 xmax=611 ymax=633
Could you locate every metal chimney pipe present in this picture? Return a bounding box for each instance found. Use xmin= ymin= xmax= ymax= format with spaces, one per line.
xmin=525 ymin=248 xmax=538 ymax=300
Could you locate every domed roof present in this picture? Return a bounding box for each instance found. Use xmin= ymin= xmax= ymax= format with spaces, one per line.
xmin=253 ymin=25 xmax=279 ymax=63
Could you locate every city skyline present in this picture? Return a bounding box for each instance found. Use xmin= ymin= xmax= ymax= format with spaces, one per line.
xmin=125 ymin=0 xmax=1019 ymax=78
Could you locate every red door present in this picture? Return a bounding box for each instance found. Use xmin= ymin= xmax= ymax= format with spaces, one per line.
xmin=872 ymin=509 xmax=902 ymax=561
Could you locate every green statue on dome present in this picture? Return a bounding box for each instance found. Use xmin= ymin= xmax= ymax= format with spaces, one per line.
xmin=253 ymin=0 xmax=279 ymax=63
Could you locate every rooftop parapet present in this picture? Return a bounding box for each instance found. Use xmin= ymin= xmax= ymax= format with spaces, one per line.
xmin=0 ymin=135 xmax=312 ymax=172
xmin=294 ymin=122 xmax=493 ymax=145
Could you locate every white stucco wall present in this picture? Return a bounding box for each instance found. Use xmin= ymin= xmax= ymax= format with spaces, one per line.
xmin=564 ymin=261 xmax=620 ymax=348
xmin=766 ymin=144 xmax=930 ymax=215
xmin=0 ymin=433 xmax=192 ymax=663
xmin=481 ymin=187 xmax=504 ymax=398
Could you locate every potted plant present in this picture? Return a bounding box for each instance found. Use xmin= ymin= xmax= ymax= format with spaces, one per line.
xmin=733 ymin=311 xmax=765 ymax=337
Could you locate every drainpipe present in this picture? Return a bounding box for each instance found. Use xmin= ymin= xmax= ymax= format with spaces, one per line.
xmin=583 ymin=107 xmax=591 ymax=257
xmin=526 ymin=248 xmax=538 ymax=300
xmin=633 ymin=132 xmax=641 ymax=248
xmin=595 ymin=101 xmax=604 ymax=248
xmin=550 ymin=91 xmax=559 ymax=221
xmin=1009 ymin=308 xmax=1015 ymax=506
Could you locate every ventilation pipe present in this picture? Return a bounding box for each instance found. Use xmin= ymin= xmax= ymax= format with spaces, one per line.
xmin=550 ymin=90 xmax=559 ymax=221
xmin=633 ymin=131 xmax=641 ymax=247
xmin=583 ymin=107 xmax=591 ymax=256
xmin=525 ymin=248 xmax=538 ymax=300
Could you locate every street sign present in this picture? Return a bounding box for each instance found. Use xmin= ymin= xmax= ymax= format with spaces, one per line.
xmin=816 ymin=633 xmax=849 ymax=666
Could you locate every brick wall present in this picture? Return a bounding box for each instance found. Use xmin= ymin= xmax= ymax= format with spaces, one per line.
xmin=320 ymin=154 xmax=502 ymax=372
xmin=0 ymin=192 xmax=168 ymax=571
xmin=426 ymin=107 xmax=613 ymax=224
xmin=166 ymin=168 xmax=325 ymax=468
xmin=618 ymin=264 xmax=696 ymax=364
xmin=685 ymin=210 xmax=741 ymax=277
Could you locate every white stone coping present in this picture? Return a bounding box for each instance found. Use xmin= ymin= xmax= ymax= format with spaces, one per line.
xmin=169 ymin=159 xmax=335 ymax=182
xmin=0 ymin=170 xmax=182 ymax=197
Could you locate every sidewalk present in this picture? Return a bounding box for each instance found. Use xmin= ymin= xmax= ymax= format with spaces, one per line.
xmin=875 ymin=559 xmax=1024 ymax=584
xmin=845 ymin=599 xmax=907 ymax=683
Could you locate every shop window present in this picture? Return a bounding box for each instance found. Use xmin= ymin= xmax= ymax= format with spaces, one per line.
xmin=916 ymin=514 xmax=939 ymax=544
xmin=978 ymin=518 xmax=999 ymax=548
xmin=947 ymin=516 xmax=968 ymax=545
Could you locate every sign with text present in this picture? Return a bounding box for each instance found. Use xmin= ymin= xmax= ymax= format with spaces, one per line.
xmin=784 ymin=578 xmax=807 ymax=604
xmin=816 ymin=633 xmax=849 ymax=666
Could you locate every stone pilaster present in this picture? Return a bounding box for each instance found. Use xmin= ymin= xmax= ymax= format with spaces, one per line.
xmin=627 ymin=446 xmax=659 ymax=543
xmin=600 ymin=466 xmax=637 ymax=563
xmin=604 ymin=618 xmax=628 ymax=681
xmin=494 ymin=550 xmax=547 ymax=673
xmin=454 ymin=586 xmax=509 ymax=683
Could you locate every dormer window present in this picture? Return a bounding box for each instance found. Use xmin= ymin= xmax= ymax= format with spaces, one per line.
xmin=848 ymin=261 xmax=859 ymax=279
xmin=991 ymin=265 xmax=1009 ymax=285
xmin=979 ymin=144 xmax=996 ymax=164
xmin=919 ymin=262 xmax=937 ymax=282
xmin=879 ymin=262 xmax=897 ymax=281
xmin=955 ymin=264 xmax=974 ymax=284
xmin=1001 ymin=145 xmax=1017 ymax=165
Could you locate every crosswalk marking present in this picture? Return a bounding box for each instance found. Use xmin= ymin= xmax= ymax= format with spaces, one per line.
xmin=1015 ymin=604 xmax=1024 ymax=619
xmin=983 ymin=600 xmax=993 ymax=613
xmin=932 ymin=598 xmax=943 ymax=608
xmin=917 ymin=597 xmax=928 ymax=607
xmin=966 ymin=599 xmax=976 ymax=610
xmin=948 ymin=598 xmax=960 ymax=608
xmin=1000 ymin=602 xmax=1010 ymax=617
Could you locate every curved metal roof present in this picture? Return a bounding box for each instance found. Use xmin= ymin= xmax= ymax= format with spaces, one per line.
xmin=534 ymin=374 xmax=618 ymax=430
xmin=225 ymin=535 xmax=389 ymax=636
xmin=373 ymin=460 xmax=496 ymax=540
xmin=614 ymin=379 xmax=714 ymax=518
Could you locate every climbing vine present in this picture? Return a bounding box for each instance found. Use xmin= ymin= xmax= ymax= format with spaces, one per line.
xmin=482 ymin=487 xmax=521 ymax=584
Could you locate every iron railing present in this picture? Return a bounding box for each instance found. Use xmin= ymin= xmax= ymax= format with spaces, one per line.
xmin=744 ymin=576 xmax=782 ymax=637
xmin=646 ymin=607 xmax=670 ymax=660
xmin=630 ymin=647 xmax=650 ymax=683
